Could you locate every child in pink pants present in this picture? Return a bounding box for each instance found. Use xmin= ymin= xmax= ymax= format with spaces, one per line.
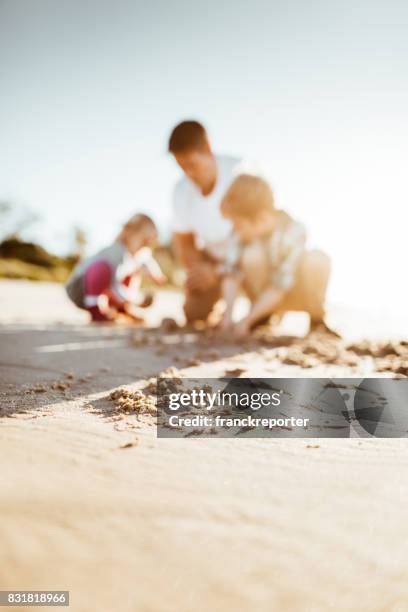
xmin=66 ymin=214 xmax=165 ymax=322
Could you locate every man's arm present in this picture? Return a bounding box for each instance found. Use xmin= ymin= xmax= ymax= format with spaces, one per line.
xmin=173 ymin=232 xmax=203 ymax=268
xmin=173 ymin=232 xmax=219 ymax=291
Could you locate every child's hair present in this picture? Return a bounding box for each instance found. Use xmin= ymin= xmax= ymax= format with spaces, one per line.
xmin=221 ymin=174 xmax=275 ymax=220
xmin=123 ymin=213 xmax=156 ymax=234
xmin=117 ymin=213 xmax=157 ymax=243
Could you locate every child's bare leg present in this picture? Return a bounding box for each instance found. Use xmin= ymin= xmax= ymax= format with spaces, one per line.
xmin=302 ymin=250 xmax=330 ymax=324
xmin=277 ymin=250 xmax=335 ymax=333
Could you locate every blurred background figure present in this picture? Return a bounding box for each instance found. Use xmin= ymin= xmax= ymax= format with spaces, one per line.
xmin=65 ymin=213 xmax=165 ymax=322
xmin=169 ymin=120 xmax=255 ymax=324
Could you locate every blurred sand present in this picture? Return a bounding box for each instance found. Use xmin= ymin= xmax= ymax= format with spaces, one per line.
xmin=0 ymin=279 xmax=407 ymax=612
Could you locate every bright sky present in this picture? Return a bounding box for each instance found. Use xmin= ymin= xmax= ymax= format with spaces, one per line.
xmin=1 ymin=0 xmax=407 ymax=318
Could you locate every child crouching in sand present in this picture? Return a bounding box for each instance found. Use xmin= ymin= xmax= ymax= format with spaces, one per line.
xmin=66 ymin=213 xmax=165 ymax=322
xmin=220 ymin=175 xmax=333 ymax=337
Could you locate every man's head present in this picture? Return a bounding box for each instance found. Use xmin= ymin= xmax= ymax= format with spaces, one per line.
xmin=221 ymin=175 xmax=276 ymax=243
xmin=168 ymin=120 xmax=217 ymax=195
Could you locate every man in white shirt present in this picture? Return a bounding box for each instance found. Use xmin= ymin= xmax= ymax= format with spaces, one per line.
xmin=169 ymin=120 xmax=244 ymax=323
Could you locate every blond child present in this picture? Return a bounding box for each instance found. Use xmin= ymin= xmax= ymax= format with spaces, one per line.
xmin=220 ymin=175 xmax=332 ymax=337
xmin=66 ymin=214 xmax=165 ymax=322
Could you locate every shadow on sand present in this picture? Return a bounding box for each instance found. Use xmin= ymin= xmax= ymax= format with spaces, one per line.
xmin=0 ymin=321 xmax=302 ymax=419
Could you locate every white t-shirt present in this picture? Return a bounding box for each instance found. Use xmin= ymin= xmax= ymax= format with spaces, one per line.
xmin=172 ymin=154 xmax=247 ymax=262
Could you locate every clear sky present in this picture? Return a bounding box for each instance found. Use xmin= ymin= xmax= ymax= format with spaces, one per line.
xmin=1 ymin=0 xmax=407 ymax=317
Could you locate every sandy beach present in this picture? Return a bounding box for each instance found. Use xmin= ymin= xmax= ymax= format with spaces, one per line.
xmin=1 ymin=279 xmax=408 ymax=612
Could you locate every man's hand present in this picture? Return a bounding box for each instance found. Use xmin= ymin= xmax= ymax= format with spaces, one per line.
xmin=173 ymin=232 xmax=202 ymax=268
xmin=186 ymin=262 xmax=218 ymax=292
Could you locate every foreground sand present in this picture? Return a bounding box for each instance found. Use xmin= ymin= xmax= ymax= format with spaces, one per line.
xmin=0 ymin=280 xmax=407 ymax=612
